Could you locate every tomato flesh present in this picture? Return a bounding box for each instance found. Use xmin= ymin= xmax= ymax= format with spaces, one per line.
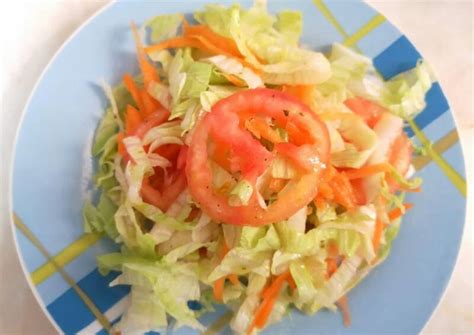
xmin=344 ymin=97 xmax=385 ymax=128
xmin=186 ymin=88 xmax=330 ymax=226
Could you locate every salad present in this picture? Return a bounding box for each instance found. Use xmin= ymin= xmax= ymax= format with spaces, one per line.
xmin=83 ymin=1 xmax=433 ymax=334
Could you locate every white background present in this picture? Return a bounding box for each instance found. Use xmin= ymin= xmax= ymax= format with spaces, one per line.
xmin=0 ymin=1 xmax=472 ymax=334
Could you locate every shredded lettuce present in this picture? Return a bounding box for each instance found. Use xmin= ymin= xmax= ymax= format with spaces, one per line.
xmin=84 ymin=3 xmax=432 ymax=333
xmin=228 ymin=180 xmax=253 ymax=206
xmin=143 ymin=14 xmax=183 ymax=44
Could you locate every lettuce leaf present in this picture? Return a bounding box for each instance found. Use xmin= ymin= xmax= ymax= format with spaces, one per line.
xmin=143 ymin=14 xmax=183 ymax=44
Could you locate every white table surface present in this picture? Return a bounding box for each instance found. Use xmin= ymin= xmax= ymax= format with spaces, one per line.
xmin=0 ymin=1 xmax=472 ymax=334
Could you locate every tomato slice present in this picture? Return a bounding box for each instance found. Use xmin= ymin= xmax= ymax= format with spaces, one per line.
xmin=344 ymin=97 xmax=385 ymax=128
xmin=186 ymin=88 xmax=330 ymax=226
xmin=388 ymin=132 xmax=413 ymax=176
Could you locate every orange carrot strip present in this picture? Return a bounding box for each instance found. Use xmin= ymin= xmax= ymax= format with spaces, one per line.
xmin=123 ymin=74 xmax=145 ymax=113
xmin=318 ymin=183 xmax=334 ymax=200
xmin=372 ymin=218 xmax=384 ymax=252
xmin=245 ymin=118 xmax=283 ymax=144
xmin=125 ymin=104 xmax=143 ymax=135
xmin=388 ymin=203 xmax=414 ymax=221
xmin=117 ymin=132 xmax=125 ymax=156
xmin=140 ymin=89 xmax=160 ymax=118
xmin=248 ymin=271 xmax=290 ymax=334
xmin=145 ymin=36 xmax=205 ymax=53
xmin=145 ymin=36 xmax=261 ymax=74
xmin=222 ymin=73 xmax=247 ymax=87
xmin=228 ymin=274 xmax=240 ymax=286
xmin=344 ymin=163 xmax=392 ymax=180
xmin=314 ymin=196 xmax=326 ymax=214
xmin=130 ymin=22 xmax=159 ymax=86
xmin=330 ymin=171 xmax=357 ymax=210
xmin=183 ymin=23 xmax=242 ymax=57
xmin=282 ymin=85 xmax=316 ymax=110
xmin=213 ymin=277 xmax=225 ymax=302
xmin=336 ymin=295 xmax=352 ymax=327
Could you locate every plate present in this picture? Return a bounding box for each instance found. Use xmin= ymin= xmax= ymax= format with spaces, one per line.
xmin=10 ymin=0 xmax=467 ymax=334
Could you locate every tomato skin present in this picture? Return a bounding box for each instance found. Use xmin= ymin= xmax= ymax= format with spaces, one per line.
xmin=344 ymin=97 xmax=385 ymax=128
xmin=388 ymin=132 xmax=413 ymax=176
xmin=186 ymin=88 xmax=330 ymax=226
xmin=142 ymin=172 xmax=187 ymax=212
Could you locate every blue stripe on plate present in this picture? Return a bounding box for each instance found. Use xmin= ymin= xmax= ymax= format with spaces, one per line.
xmin=358 ymin=21 xmax=401 ymax=59
xmin=325 ymin=0 xmax=377 ymax=36
xmin=47 ymin=269 xmax=129 ymax=334
xmin=404 ymin=83 xmax=450 ymax=137
xmin=374 ymin=35 xmax=421 ymax=79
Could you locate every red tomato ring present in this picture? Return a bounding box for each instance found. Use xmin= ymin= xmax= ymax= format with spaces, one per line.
xmin=186 ymin=88 xmax=330 ymax=226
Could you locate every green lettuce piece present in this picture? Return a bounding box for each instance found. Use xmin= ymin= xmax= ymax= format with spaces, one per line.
xmin=180 ymin=62 xmax=213 ymax=99
xmin=83 ymin=193 xmax=119 ymax=239
xmin=290 ymin=260 xmax=317 ymax=305
xmin=270 ymin=155 xmax=298 ymax=179
xmin=230 ymin=273 xmax=267 ymax=333
xmin=208 ymin=248 xmax=272 ymax=281
xmin=200 ymin=85 xmax=243 ymax=112
xmin=307 ymin=256 xmax=363 ymax=314
xmin=378 ymin=221 xmax=401 ymax=261
xmin=194 ymin=4 xmax=239 ymax=37
xmin=240 ymin=226 xmax=267 ymax=249
xmin=228 ymin=180 xmax=253 ymax=206
xmin=102 ymin=257 xmax=204 ymax=331
xmin=331 ymin=115 xmax=377 ymax=168
xmin=143 ymin=14 xmax=183 ymax=43
xmin=117 ymin=285 xmax=168 ymax=333
xmin=204 ymin=55 xmax=263 ymax=88
xmin=383 ymin=60 xmax=434 ymax=119
xmin=275 ymin=11 xmax=302 ymax=45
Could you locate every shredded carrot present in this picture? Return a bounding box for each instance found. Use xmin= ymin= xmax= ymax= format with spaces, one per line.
xmin=245 ymin=118 xmax=283 ymax=144
xmin=222 ymin=73 xmax=247 ymax=87
xmin=344 ymin=163 xmax=392 ymax=180
xmin=213 ymin=277 xmax=225 ymax=302
xmin=336 ymin=295 xmax=352 ymax=327
xmin=123 ymin=74 xmax=145 ymax=113
xmin=350 ymin=178 xmax=367 ymax=206
xmin=372 ymin=218 xmax=384 ymax=252
xmin=117 ymin=132 xmax=125 ymax=156
xmin=329 ymin=171 xmax=357 ymax=210
xmin=318 ymin=182 xmax=334 ymax=200
xmin=145 ymin=36 xmax=204 ymax=53
xmin=285 ymin=121 xmax=310 ymax=146
xmin=145 ymin=31 xmax=261 ymax=74
xmin=140 ymin=89 xmax=160 ymax=118
xmin=314 ymin=196 xmax=326 ymax=214
xmin=125 ymin=104 xmax=143 ymax=135
xmin=130 ymin=22 xmax=159 ymax=86
xmin=183 ymin=21 xmax=242 ymax=58
xmin=282 ymin=85 xmax=317 ymax=111
xmin=228 ymin=274 xmax=240 ymax=286
xmin=398 ymin=185 xmax=422 ymax=193
xmin=388 ymin=203 xmax=414 ymax=221
xmin=247 ymin=271 xmax=290 ymax=334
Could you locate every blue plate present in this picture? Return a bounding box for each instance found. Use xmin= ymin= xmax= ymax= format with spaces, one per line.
xmin=10 ymin=0 xmax=467 ymax=334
